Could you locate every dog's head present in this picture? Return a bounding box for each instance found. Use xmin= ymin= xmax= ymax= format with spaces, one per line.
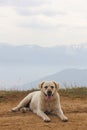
xmin=39 ymin=81 xmax=59 ymax=100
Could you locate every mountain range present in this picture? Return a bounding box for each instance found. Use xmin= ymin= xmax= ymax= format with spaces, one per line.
xmin=0 ymin=43 xmax=87 ymax=67
xmin=0 ymin=43 xmax=87 ymax=90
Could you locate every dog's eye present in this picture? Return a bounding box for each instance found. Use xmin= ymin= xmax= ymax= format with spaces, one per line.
xmin=44 ymin=86 xmax=48 ymax=89
xmin=51 ymin=86 xmax=54 ymax=89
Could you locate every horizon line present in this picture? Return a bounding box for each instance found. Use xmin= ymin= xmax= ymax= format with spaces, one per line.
xmin=0 ymin=42 xmax=87 ymax=48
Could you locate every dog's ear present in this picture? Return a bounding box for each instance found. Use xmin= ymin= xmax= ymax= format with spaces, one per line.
xmin=38 ymin=81 xmax=45 ymax=90
xmin=53 ymin=81 xmax=59 ymax=91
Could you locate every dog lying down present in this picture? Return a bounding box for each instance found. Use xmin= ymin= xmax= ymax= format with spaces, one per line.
xmin=12 ymin=81 xmax=68 ymax=122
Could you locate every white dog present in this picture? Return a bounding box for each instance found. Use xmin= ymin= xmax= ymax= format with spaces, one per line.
xmin=12 ymin=81 xmax=68 ymax=122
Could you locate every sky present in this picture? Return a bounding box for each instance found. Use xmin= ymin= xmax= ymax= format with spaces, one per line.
xmin=0 ymin=0 xmax=87 ymax=47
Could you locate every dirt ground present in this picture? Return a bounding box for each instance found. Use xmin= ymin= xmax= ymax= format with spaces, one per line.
xmin=0 ymin=93 xmax=87 ymax=130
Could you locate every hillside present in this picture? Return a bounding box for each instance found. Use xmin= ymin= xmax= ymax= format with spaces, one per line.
xmin=20 ymin=69 xmax=87 ymax=90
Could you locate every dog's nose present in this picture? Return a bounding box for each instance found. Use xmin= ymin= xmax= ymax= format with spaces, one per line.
xmin=47 ymin=91 xmax=52 ymax=96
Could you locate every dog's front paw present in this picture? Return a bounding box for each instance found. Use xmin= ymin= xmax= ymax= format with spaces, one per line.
xmin=62 ymin=116 xmax=68 ymax=122
xmin=44 ymin=117 xmax=51 ymax=122
xmin=12 ymin=107 xmax=19 ymax=112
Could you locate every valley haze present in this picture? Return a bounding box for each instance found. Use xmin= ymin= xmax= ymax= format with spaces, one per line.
xmin=0 ymin=43 xmax=87 ymax=90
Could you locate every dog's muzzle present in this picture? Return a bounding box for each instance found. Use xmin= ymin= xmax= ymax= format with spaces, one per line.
xmin=43 ymin=91 xmax=53 ymax=99
xmin=47 ymin=90 xmax=52 ymax=96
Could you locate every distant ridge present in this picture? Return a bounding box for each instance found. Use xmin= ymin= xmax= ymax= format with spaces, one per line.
xmin=0 ymin=43 xmax=87 ymax=66
xmin=19 ymin=68 xmax=87 ymax=90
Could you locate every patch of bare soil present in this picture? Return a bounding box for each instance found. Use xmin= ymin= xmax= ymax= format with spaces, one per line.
xmin=0 ymin=94 xmax=87 ymax=130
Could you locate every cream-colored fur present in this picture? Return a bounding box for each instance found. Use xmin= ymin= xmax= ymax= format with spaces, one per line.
xmin=12 ymin=81 xmax=68 ymax=122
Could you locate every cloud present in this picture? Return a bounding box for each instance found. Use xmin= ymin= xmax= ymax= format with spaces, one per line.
xmin=0 ymin=0 xmax=87 ymax=47
xmin=16 ymin=11 xmax=67 ymax=30
xmin=18 ymin=21 xmax=66 ymax=30
xmin=0 ymin=0 xmax=50 ymax=7
xmin=16 ymin=7 xmax=66 ymax=17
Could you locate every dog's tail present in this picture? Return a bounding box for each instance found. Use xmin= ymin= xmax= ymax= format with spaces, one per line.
xmin=12 ymin=93 xmax=33 ymax=112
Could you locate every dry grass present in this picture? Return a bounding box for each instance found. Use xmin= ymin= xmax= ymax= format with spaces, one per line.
xmin=59 ymin=87 xmax=87 ymax=98
xmin=0 ymin=87 xmax=87 ymax=103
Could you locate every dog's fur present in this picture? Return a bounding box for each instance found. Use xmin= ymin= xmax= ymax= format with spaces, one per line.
xmin=12 ymin=81 xmax=68 ymax=122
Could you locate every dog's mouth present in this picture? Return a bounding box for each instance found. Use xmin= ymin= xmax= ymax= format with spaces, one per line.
xmin=43 ymin=91 xmax=53 ymax=100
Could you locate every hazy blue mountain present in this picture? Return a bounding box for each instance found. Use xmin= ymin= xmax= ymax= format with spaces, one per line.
xmin=0 ymin=43 xmax=87 ymax=90
xmin=0 ymin=43 xmax=87 ymax=66
xmin=19 ymin=69 xmax=87 ymax=90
